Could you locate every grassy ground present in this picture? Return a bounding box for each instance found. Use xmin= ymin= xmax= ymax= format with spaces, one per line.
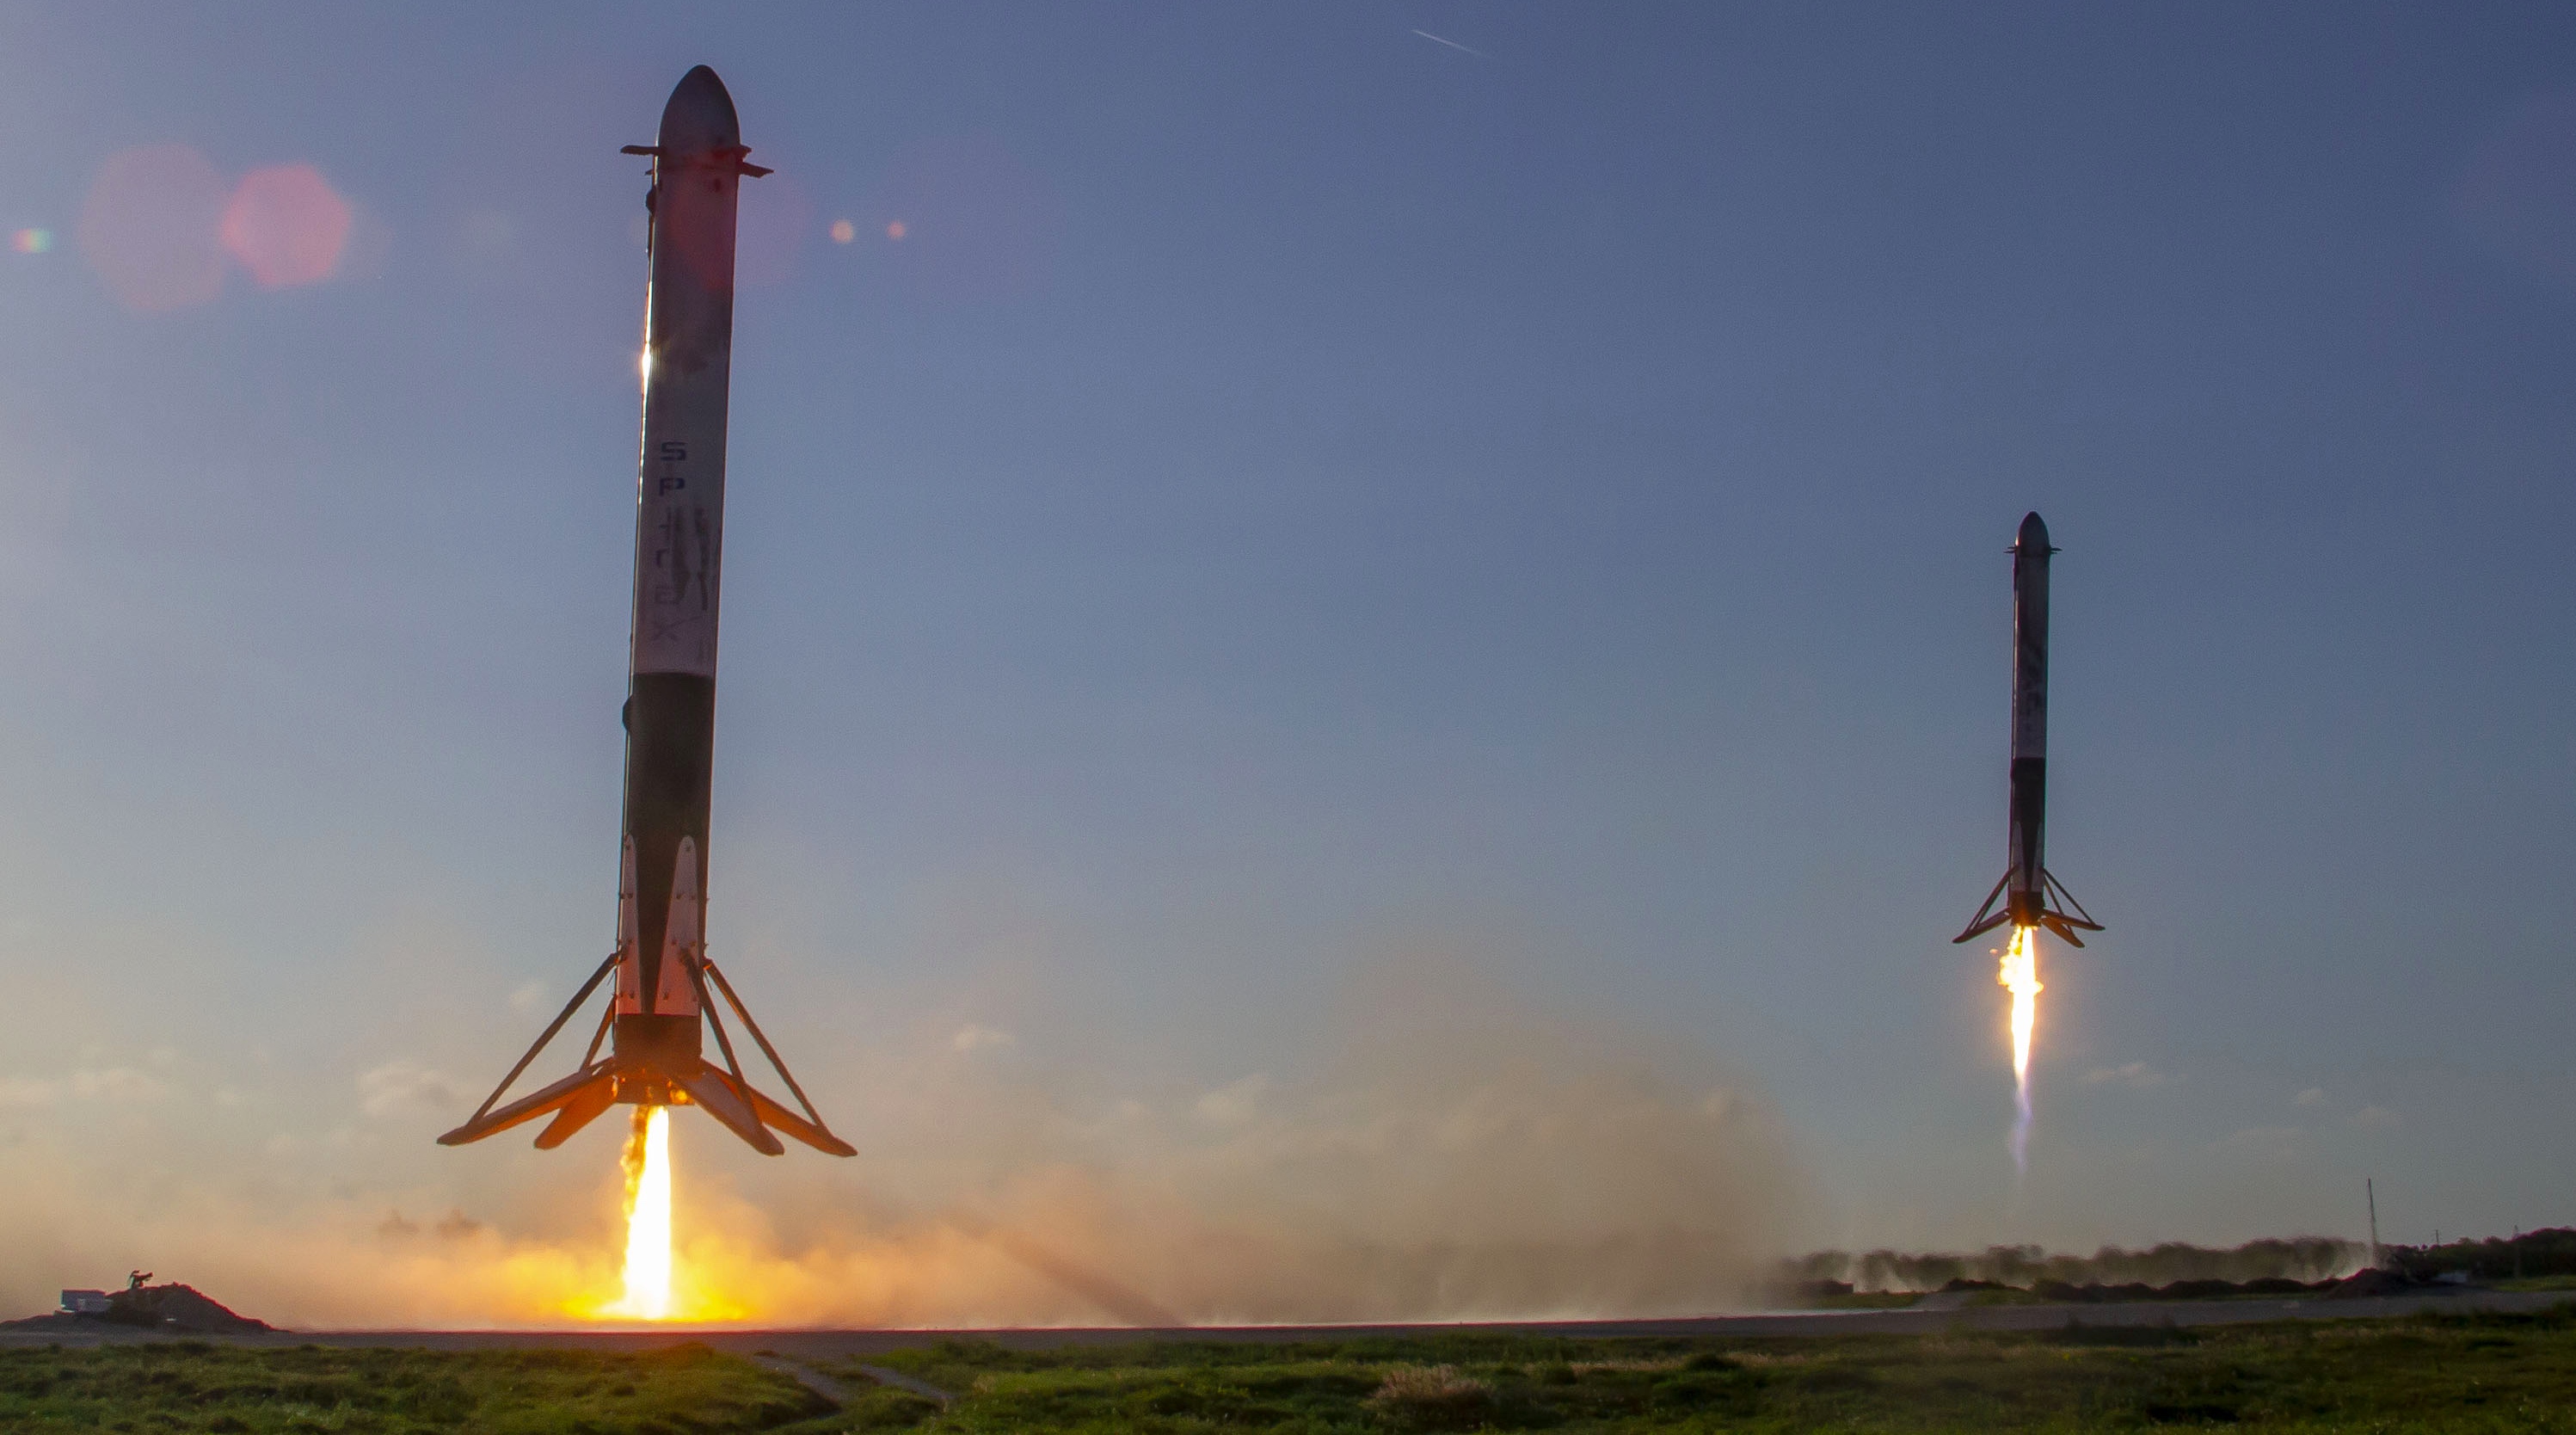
xmin=9 ymin=1306 xmax=2576 ymax=1432
xmin=834 ymin=1304 xmax=2576 ymax=1433
xmin=0 ymin=1341 xmax=833 ymax=1434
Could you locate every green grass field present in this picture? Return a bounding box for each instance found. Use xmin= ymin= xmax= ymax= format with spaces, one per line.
xmin=9 ymin=1305 xmax=2576 ymax=1433
xmin=0 ymin=1341 xmax=833 ymax=1434
xmin=835 ymin=1307 xmax=2576 ymax=1434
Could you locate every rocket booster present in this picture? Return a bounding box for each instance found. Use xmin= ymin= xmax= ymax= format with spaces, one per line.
xmin=440 ymin=67 xmax=851 ymax=1159
xmin=1955 ymin=512 xmax=2102 ymax=947
xmin=2004 ymin=512 xmax=2052 ymax=928
xmin=613 ymin=64 xmax=750 ymax=1106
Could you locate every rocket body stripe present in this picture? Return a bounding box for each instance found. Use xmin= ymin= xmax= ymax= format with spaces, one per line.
xmin=612 ymin=66 xmax=741 ymax=1072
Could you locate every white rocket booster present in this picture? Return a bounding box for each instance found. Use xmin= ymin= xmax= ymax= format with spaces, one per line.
xmin=441 ymin=67 xmax=851 ymax=1159
xmin=1956 ymin=511 xmax=2103 ymax=947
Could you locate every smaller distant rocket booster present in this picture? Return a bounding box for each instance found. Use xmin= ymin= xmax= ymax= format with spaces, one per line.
xmin=1956 ymin=511 xmax=2102 ymax=947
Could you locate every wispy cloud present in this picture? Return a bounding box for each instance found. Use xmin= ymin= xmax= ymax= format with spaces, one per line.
xmin=2215 ymin=1124 xmax=2317 ymax=1161
xmin=357 ymin=1061 xmax=461 ymax=1118
xmin=1194 ymin=1074 xmax=1270 ymax=1126
xmin=0 ymin=1067 xmax=172 ymax=1108
xmin=2083 ymin=1062 xmax=2175 ymax=1089
xmin=1411 ymin=28 xmax=1491 ymax=59
xmin=0 ymin=1078 xmax=56 ymax=1108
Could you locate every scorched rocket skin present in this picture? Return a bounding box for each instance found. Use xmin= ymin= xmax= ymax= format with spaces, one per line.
xmin=439 ymin=68 xmax=851 ymax=1161
xmin=1955 ymin=511 xmax=2103 ymax=947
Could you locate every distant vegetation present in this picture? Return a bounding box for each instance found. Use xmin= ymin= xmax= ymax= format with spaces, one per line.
xmin=1775 ymin=1235 xmax=2367 ymax=1297
xmin=1768 ymin=1229 xmax=2576 ymax=1304
xmin=2389 ymin=1228 xmax=2576 ymax=1283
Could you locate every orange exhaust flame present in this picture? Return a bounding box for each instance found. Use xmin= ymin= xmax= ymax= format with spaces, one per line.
xmin=608 ymin=1106 xmax=673 ymax=1318
xmin=579 ymin=1106 xmax=744 ymax=1322
xmin=1997 ymin=925 xmax=2041 ymax=1175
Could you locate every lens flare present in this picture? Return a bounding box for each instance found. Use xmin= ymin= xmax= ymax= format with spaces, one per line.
xmin=77 ymin=145 xmax=230 ymax=312
xmin=219 ymin=163 xmax=352 ymax=289
xmin=1997 ymin=925 xmax=2042 ymax=1175
xmin=606 ymin=1106 xmax=673 ymax=1319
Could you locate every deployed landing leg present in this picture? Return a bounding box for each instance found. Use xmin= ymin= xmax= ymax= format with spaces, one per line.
xmin=1953 ymin=868 xmax=2104 ymax=947
xmin=438 ymin=951 xmax=852 ymax=1158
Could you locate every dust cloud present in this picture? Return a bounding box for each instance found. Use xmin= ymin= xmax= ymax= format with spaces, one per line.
xmin=1 ymin=963 xmax=1806 ymax=1329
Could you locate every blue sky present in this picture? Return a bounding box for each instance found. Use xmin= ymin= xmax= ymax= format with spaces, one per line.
xmin=3 ymin=2 xmax=2576 ymax=1322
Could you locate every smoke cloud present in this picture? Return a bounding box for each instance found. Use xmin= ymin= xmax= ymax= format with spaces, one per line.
xmin=0 ymin=962 xmax=1805 ymax=1329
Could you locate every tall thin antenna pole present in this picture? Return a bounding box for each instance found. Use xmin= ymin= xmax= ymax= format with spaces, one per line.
xmin=2367 ymin=1179 xmax=2382 ymax=1268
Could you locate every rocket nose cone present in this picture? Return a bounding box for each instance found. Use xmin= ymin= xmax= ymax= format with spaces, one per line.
xmin=657 ymin=65 xmax=741 ymax=154
xmin=2016 ymin=511 xmax=2051 ymax=552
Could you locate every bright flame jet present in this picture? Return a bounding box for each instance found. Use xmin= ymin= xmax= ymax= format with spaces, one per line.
xmin=605 ymin=1107 xmax=674 ymax=1319
xmin=1955 ymin=513 xmax=2103 ymax=949
xmin=1997 ymin=925 xmax=2041 ymax=1171
xmin=439 ymin=67 xmax=851 ymax=1162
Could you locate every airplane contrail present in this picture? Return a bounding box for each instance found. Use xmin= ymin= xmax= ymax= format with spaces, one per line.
xmin=1411 ymin=28 xmax=1491 ymax=59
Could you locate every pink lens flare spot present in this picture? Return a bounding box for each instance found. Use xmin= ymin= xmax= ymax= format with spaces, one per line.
xmin=828 ymin=219 xmax=856 ymax=243
xmin=885 ymin=219 xmax=906 ymax=240
xmin=221 ymin=164 xmax=353 ymax=289
xmin=77 ymin=145 xmax=230 ymax=312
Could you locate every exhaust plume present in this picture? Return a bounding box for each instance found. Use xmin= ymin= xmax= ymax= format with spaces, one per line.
xmin=1998 ymin=925 xmax=2042 ymax=1177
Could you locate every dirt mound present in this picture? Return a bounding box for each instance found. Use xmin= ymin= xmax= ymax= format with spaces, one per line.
xmin=21 ymin=1284 xmax=271 ymax=1333
xmin=107 ymin=1283 xmax=269 ymax=1333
